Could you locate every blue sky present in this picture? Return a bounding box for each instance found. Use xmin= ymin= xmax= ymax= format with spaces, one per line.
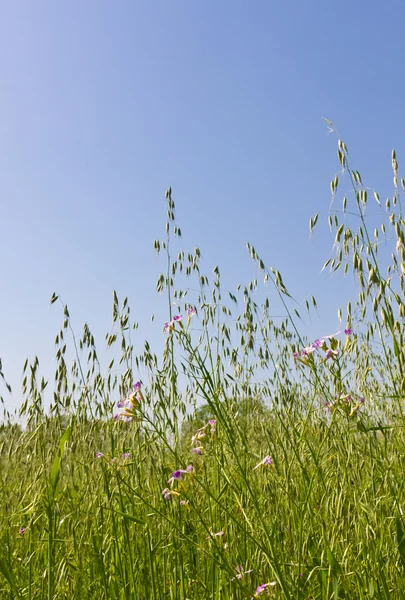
xmin=1 ymin=1 xmax=404 ymax=413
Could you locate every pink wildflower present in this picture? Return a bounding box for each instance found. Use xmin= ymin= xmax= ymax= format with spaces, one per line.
xmin=255 ymin=582 xmax=277 ymax=596
xmin=325 ymin=348 xmax=339 ymax=360
xmin=207 ymin=529 xmax=225 ymax=538
xmin=191 ymin=447 xmax=203 ymax=455
xmin=231 ymin=565 xmax=253 ymax=581
xmin=253 ymin=455 xmax=273 ymax=470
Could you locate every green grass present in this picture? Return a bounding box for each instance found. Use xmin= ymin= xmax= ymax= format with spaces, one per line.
xmin=1 ymin=124 xmax=405 ymax=598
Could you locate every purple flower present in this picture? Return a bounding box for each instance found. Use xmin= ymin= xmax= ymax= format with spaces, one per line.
xmin=115 ymin=412 xmax=133 ymax=423
xmin=292 ymin=351 xmax=299 ymax=358
xmin=191 ymin=447 xmax=203 ymax=455
xmin=96 ymin=452 xmax=104 ymax=458
xmin=114 ymin=387 xmax=143 ymax=422
xmin=255 ymin=582 xmax=277 ymax=596
xmin=186 ymin=307 xmax=197 ymax=324
xmin=208 ymin=419 xmax=216 ymax=434
xmin=162 ymin=487 xmax=180 ymax=500
xmin=117 ymin=393 xmax=137 ymax=409
xmin=232 ymin=565 xmax=253 ymax=581
xmin=325 ymin=348 xmax=338 ymax=360
xmin=164 ymin=316 xmax=182 ymax=332
xmin=344 ymin=328 xmax=352 ymax=335
xmin=255 ymin=584 xmax=268 ymax=596
xmin=162 ymin=488 xmax=171 ymax=500
xmin=122 ymin=453 xmax=131 ymax=460
xmin=167 ymin=467 xmax=193 ymax=486
xmin=254 ymin=455 xmax=273 ymax=470
xmin=311 ymin=339 xmax=324 ymax=349
xmin=19 ymin=527 xmax=25 ymax=536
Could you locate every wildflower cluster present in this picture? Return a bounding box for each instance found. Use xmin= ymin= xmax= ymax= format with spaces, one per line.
xmin=190 ymin=418 xmax=216 ymax=455
xmin=293 ymin=328 xmax=352 ymax=366
xmin=96 ymin=451 xmax=131 ymax=470
xmin=162 ymin=464 xmax=193 ymax=501
xmin=324 ymin=394 xmax=365 ymax=417
xmin=254 ymin=581 xmax=277 ymax=596
xmin=114 ymin=381 xmax=143 ymax=422
xmin=163 ymin=314 xmax=182 ymax=334
xmin=163 ymin=307 xmax=197 ymax=334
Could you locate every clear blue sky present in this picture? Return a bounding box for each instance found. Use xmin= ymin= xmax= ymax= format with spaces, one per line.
xmin=1 ymin=1 xmax=404 ymax=413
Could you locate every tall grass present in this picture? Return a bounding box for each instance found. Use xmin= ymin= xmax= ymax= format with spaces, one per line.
xmin=1 ymin=123 xmax=405 ymax=598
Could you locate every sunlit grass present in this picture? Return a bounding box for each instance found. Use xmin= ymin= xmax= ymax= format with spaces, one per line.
xmin=1 ymin=124 xmax=405 ymax=598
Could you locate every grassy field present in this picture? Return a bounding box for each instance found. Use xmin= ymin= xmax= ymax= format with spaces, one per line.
xmin=2 ymin=127 xmax=405 ymax=599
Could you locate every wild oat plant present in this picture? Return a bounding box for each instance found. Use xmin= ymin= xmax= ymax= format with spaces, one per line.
xmin=2 ymin=122 xmax=405 ymax=599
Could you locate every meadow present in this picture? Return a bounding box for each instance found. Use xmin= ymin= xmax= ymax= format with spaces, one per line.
xmin=2 ymin=124 xmax=405 ymax=599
